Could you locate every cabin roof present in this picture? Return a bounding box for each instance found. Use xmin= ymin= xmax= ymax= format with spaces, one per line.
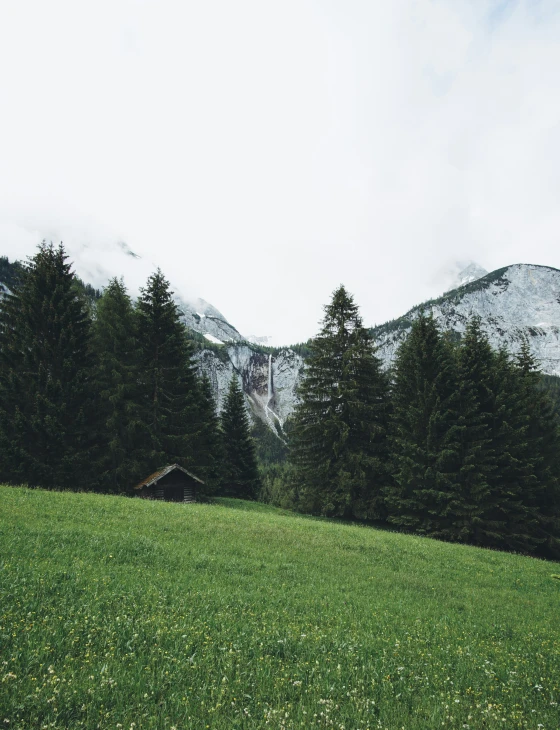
xmin=134 ymin=464 xmax=204 ymax=490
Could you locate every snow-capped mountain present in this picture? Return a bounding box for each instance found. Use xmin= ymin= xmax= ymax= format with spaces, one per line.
xmin=445 ymin=262 xmax=488 ymax=291
xmin=373 ymin=264 xmax=560 ymax=376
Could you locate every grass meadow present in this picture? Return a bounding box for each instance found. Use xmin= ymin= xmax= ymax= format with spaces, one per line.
xmin=0 ymin=486 xmax=559 ymax=729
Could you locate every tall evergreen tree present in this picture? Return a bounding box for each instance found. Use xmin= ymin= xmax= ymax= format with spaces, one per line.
xmin=289 ymin=285 xmax=389 ymax=518
xmin=449 ymin=318 xmax=499 ymax=544
xmin=0 ymin=242 xmax=93 ymax=489
xmin=513 ymin=340 xmax=560 ymax=556
xmin=92 ymin=278 xmax=147 ymax=492
xmin=220 ymin=375 xmax=260 ymax=499
xmin=136 ymin=269 xmax=202 ymax=473
xmin=386 ymin=313 xmax=461 ymax=535
xmin=482 ymin=346 xmax=542 ymax=552
xmin=195 ymin=373 xmax=224 ymax=496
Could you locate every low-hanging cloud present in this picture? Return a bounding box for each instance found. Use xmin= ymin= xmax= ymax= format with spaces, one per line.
xmin=0 ymin=0 xmax=559 ymax=343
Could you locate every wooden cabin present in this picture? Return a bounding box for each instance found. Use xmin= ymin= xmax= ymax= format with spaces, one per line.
xmin=134 ymin=464 xmax=204 ymax=503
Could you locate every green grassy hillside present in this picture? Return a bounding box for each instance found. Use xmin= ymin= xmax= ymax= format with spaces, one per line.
xmin=1 ymin=487 xmax=559 ymax=729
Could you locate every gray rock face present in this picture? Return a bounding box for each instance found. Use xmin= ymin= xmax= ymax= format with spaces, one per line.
xmin=174 ymin=295 xmax=244 ymax=343
xmin=373 ymin=264 xmax=560 ymax=375
xmin=195 ymin=346 xmax=305 ymax=428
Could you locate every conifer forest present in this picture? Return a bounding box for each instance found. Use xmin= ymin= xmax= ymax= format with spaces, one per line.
xmin=1 ymin=243 xmax=559 ymax=559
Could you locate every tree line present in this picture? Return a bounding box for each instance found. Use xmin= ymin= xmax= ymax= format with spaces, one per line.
xmin=0 ymin=243 xmax=260 ymax=499
xmin=2 ymin=244 xmax=559 ymax=558
xmin=266 ymin=285 xmax=560 ymax=558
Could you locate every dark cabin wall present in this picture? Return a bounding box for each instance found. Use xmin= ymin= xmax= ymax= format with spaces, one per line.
xmin=141 ymin=470 xmax=199 ymax=502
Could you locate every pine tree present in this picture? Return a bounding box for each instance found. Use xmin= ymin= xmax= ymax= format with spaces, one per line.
xmin=513 ymin=340 xmax=560 ymax=556
xmin=289 ymin=285 xmax=389 ymax=518
xmin=0 ymin=242 xmax=94 ymax=489
xmin=386 ymin=312 xmax=461 ymax=535
xmin=220 ymin=375 xmax=260 ymax=499
xmin=452 ymin=337 xmax=549 ymax=554
xmin=482 ymin=346 xmax=541 ymax=552
xmin=195 ymin=373 xmax=224 ymax=496
xmin=136 ymin=269 xmax=202 ymax=473
xmin=92 ymin=278 xmax=147 ymax=492
xmin=450 ymin=318 xmax=500 ymax=544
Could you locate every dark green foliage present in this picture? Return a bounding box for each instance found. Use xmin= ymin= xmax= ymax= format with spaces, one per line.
xmin=136 ymin=270 xmax=202 ymax=475
xmin=538 ymin=373 xmax=560 ymax=419
xmin=288 ymin=341 xmax=313 ymax=359
xmin=448 ymin=319 xmax=501 ymax=545
xmin=91 ymin=278 xmax=147 ymax=492
xmin=513 ymin=342 xmax=560 ymax=557
xmin=385 ymin=312 xmax=462 ymax=535
xmin=194 ymin=374 xmax=224 ymax=495
xmin=0 ymin=242 xmax=94 ymax=489
xmin=481 ymin=347 xmax=541 ymax=552
xmin=386 ymin=318 xmax=560 ymax=556
xmin=252 ymin=417 xmax=288 ymax=465
xmin=450 ymin=321 xmax=534 ymax=551
xmin=74 ymin=277 xmax=102 ymax=305
xmin=0 ymin=256 xmax=25 ymax=290
xmin=290 ymin=286 xmax=390 ymax=519
xmin=186 ymin=328 xmax=230 ymax=363
xmin=220 ymin=376 xmax=260 ymax=499
xmin=258 ymin=461 xmax=298 ymax=509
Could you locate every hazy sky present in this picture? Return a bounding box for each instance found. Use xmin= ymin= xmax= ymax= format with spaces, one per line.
xmin=1 ymin=0 xmax=560 ymax=343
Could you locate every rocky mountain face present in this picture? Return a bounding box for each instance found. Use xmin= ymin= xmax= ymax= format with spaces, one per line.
xmin=372 ymin=264 xmax=560 ymax=376
xmin=195 ymin=346 xmax=305 ymax=430
xmin=174 ymin=295 xmax=244 ymax=344
xmin=171 ymin=292 xmax=303 ymax=428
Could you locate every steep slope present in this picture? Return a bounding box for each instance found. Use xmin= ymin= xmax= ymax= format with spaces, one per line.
xmin=174 ymin=294 xmax=245 ymax=343
xmin=195 ymin=345 xmax=304 ymax=428
xmin=372 ymin=264 xmax=560 ymax=375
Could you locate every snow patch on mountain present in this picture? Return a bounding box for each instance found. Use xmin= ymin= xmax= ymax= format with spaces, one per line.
xmin=174 ymin=294 xmax=245 ymax=343
xmin=203 ymin=333 xmax=224 ymax=345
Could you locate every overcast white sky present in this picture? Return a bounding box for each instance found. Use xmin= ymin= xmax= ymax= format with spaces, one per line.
xmin=1 ymin=0 xmax=560 ymax=343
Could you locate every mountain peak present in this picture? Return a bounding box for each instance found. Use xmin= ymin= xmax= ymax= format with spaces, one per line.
xmin=446 ymin=262 xmax=488 ymax=291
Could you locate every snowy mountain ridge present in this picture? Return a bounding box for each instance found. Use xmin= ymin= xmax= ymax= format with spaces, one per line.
xmin=174 ymin=294 xmax=244 ymax=344
xmin=372 ymin=263 xmax=560 ymax=376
